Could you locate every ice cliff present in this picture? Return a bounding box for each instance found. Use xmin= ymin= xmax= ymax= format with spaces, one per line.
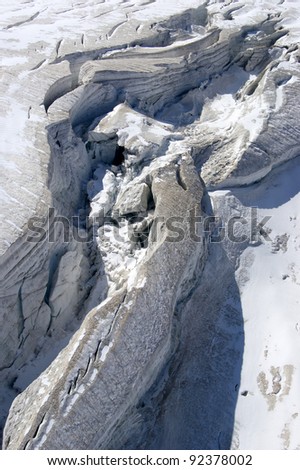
xmin=1 ymin=0 xmax=300 ymax=450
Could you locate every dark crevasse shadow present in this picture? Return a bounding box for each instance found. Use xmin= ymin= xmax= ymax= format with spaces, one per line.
xmin=0 ymin=116 xmax=111 ymax=446
xmin=149 ymin=157 xmax=300 ymax=449
xmin=154 ymin=65 xmax=251 ymax=128
xmin=230 ymin=155 xmax=300 ymax=210
xmin=112 ymin=240 xmax=244 ymax=450
xmin=148 ymin=242 xmax=244 ymax=450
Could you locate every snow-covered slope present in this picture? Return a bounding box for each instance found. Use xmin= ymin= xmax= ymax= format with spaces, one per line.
xmin=231 ymin=158 xmax=300 ymax=449
xmin=1 ymin=0 xmax=300 ymax=450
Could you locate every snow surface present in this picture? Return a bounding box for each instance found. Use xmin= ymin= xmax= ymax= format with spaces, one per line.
xmin=211 ymin=156 xmax=300 ymax=450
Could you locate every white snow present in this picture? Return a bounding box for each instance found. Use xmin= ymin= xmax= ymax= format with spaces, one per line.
xmin=0 ymin=56 xmax=28 ymax=66
xmin=99 ymin=342 xmax=113 ymax=362
xmin=199 ymin=72 xmax=268 ymax=143
xmin=275 ymin=84 xmax=284 ymax=112
xmin=210 ymin=156 xmax=300 ymax=450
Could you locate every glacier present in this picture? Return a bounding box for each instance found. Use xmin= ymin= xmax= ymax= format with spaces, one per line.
xmin=0 ymin=0 xmax=300 ymax=450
